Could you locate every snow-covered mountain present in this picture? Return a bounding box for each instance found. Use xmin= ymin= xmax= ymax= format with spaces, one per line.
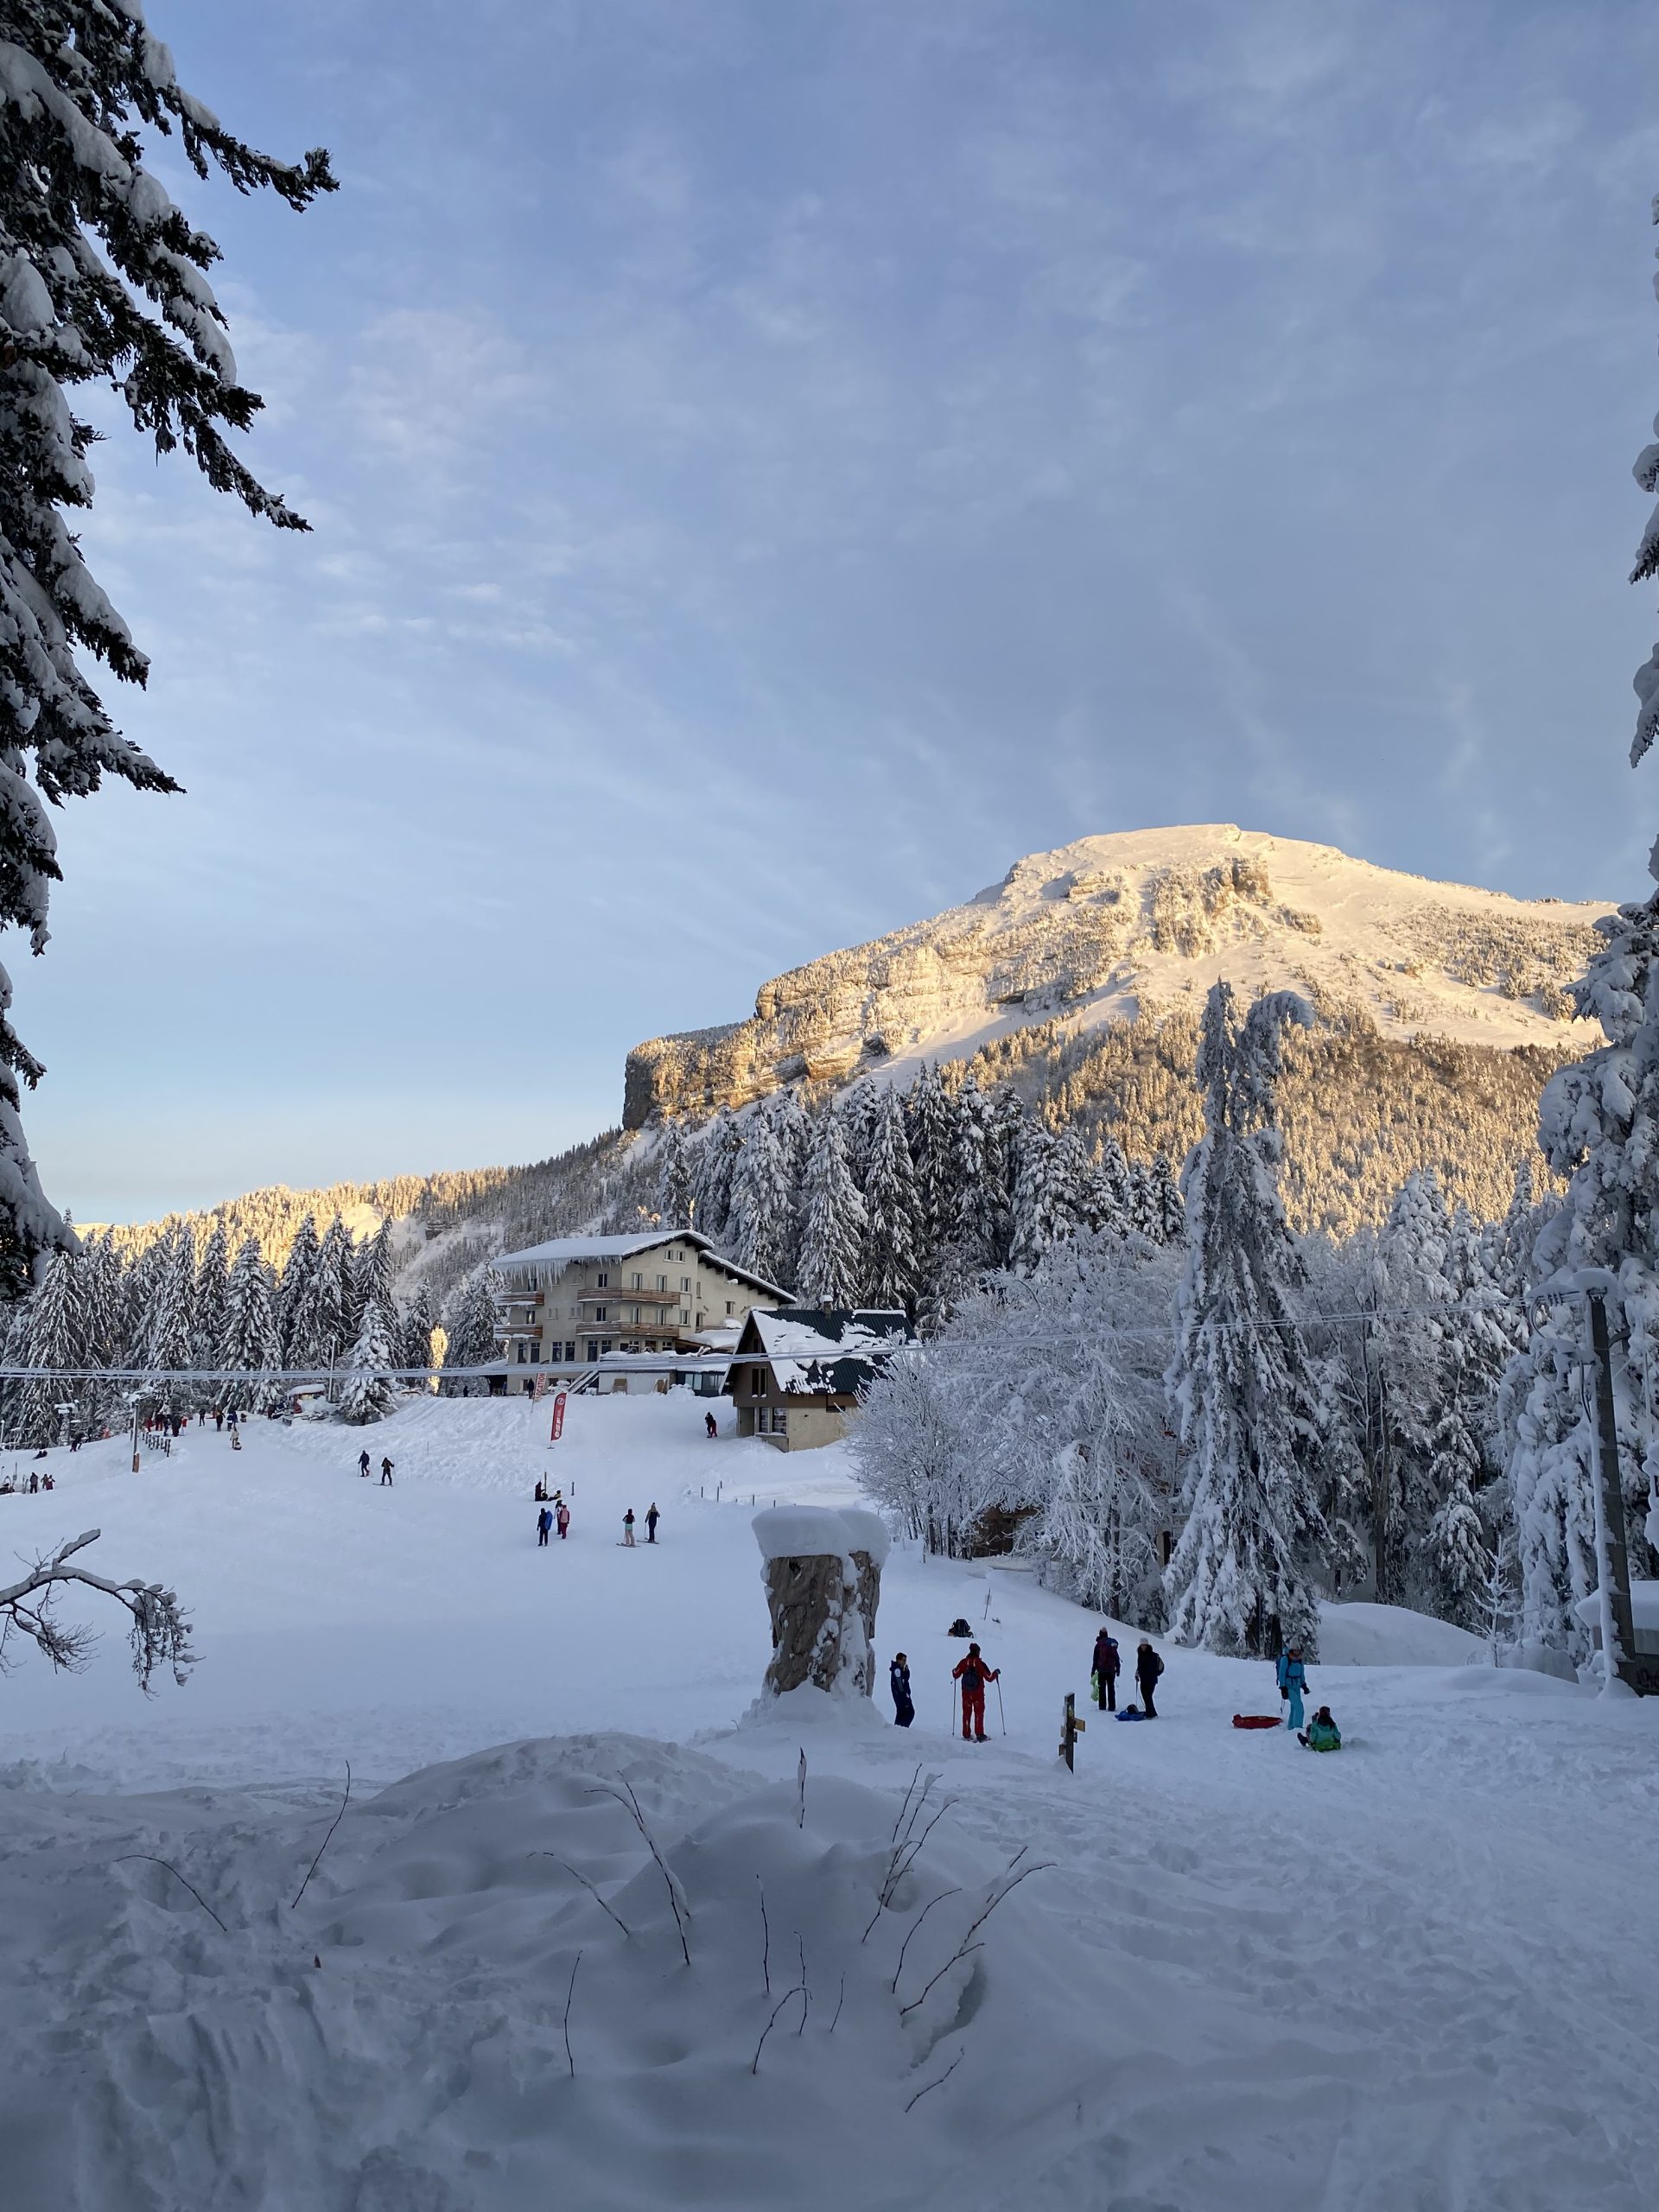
xmin=626 ymin=825 xmax=1611 ymax=1124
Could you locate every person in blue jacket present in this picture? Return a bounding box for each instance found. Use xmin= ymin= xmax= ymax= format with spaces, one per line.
xmin=889 ymin=1653 xmax=914 ymax=1728
xmin=1277 ymin=1644 xmax=1307 ymax=1731
xmin=537 ymin=1505 xmax=553 ymax=1548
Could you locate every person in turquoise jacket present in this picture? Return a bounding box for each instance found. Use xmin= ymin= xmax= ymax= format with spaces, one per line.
xmin=1299 ymin=1706 xmax=1341 ymax=1751
xmin=1276 ymin=1645 xmax=1307 ymax=1731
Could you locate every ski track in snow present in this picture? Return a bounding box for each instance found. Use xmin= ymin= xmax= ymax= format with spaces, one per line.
xmin=0 ymin=1394 xmax=1653 ymax=2211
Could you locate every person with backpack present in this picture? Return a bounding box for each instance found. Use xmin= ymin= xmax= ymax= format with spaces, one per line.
xmin=889 ymin=1653 xmax=914 ymax=1728
xmin=622 ymin=1508 xmax=636 ymax=1547
xmin=645 ymin=1503 xmax=660 ymax=1543
xmin=1277 ymin=1644 xmax=1307 ymax=1732
xmin=1135 ymin=1639 xmax=1164 ymax=1718
xmin=705 ymin=1411 xmax=718 ymax=1439
xmin=951 ymin=1642 xmax=1000 ymax=1742
xmin=556 ymin=1498 xmax=570 ymax=1540
xmin=1091 ymin=1627 xmax=1121 ymax=1712
xmin=1299 ymin=1706 xmax=1342 ymax=1751
xmin=379 ymin=1455 xmax=393 ymax=1486
xmin=537 ymin=1505 xmax=553 ymax=1548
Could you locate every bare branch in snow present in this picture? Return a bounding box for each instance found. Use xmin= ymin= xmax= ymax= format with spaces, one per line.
xmin=1 ymin=1529 xmax=193 ymax=1692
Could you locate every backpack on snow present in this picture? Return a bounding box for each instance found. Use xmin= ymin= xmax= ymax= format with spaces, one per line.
xmin=948 ymin=1618 xmax=973 ymax=1638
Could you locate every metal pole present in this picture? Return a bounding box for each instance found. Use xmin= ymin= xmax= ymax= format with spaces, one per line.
xmin=1062 ymin=1690 xmax=1075 ymax=1771
xmin=1586 ymin=1290 xmax=1638 ymax=1688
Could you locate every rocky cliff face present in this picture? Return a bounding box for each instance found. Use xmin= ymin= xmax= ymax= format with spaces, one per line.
xmin=625 ymin=826 xmax=1608 ymax=1125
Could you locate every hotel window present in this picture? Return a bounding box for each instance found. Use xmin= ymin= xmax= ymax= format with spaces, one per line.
xmin=585 ymin=1340 xmax=600 ymax=1362
xmin=749 ymin=1368 xmax=765 ymax=1396
xmin=726 ymin=1300 xmax=734 ymax=1316
xmin=565 ymin=1342 xmax=576 ymax=1361
xmin=631 ymin=1306 xmax=642 ymax=1324
xmin=594 ymin=1306 xmax=608 ymax=1324
xmin=680 ymin=1277 xmax=690 ymax=1294
xmin=596 ymin=1271 xmax=609 ymax=1288
xmin=632 ymin=1272 xmax=643 ymax=1290
xmin=657 ymin=1274 xmax=668 ymax=1292
xmin=769 ymin=1408 xmax=788 ymax=1435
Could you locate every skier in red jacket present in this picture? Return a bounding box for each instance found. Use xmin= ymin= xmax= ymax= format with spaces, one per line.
xmin=951 ymin=1643 xmax=1000 ymax=1742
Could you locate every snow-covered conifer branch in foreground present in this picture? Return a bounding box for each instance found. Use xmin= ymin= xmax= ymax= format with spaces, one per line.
xmin=0 ymin=1527 xmax=193 ymax=1690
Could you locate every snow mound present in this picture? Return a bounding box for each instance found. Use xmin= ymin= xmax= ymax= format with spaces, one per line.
xmin=0 ymin=1733 xmax=1192 ymax=2212
xmin=752 ymin=1503 xmax=890 ymax=1567
xmin=1317 ymin=1600 xmax=1486 ymax=1667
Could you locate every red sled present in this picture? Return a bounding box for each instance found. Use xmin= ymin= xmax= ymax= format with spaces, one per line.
xmin=1231 ymin=1714 xmax=1282 ymax=1730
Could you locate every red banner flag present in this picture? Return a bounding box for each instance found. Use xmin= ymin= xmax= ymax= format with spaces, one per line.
xmin=550 ymin=1390 xmax=567 ymax=1442
xmin=531 ymin=1371 xmax=547 ymax=1403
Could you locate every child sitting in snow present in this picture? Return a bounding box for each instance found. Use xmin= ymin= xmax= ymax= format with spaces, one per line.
xmin=1298 ymin=1707 xmax=1342 ymax=1751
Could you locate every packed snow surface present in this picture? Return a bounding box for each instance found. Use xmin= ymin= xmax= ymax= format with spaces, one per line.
xmin=2 ymin=1394 xmax=1655 ymax=2210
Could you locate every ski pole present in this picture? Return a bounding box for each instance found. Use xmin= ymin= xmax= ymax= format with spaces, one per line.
xmin=995 ymin=1678 xmax=1006 ymax=1736
xmin=951 ymin=1680 xmax=958 ymax=1738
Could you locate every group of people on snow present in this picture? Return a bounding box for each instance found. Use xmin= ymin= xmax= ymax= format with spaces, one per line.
xmin=536 ymin=1489 xmax=571 ymax=1544
xmin=355 ymin=1448 xmax=394 ymax=1484
xmin=887 ymin=1620 xmax=1340 ymax=1751
xmin=0 ymin=1468 xmax=54 ymax=1495
xmin=620 ymin=1503 xmax=660 ymax=1547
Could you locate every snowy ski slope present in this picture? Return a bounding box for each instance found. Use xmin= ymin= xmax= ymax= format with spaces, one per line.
xmin=0 ymin=1395 xmax=1653 ymax=2210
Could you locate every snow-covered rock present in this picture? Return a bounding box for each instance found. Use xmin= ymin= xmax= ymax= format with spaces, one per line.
xmin=626 ymin=824 xmax=1609 ymax=1122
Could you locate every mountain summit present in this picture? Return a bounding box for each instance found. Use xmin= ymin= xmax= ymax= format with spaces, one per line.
xmin=626 ymin=826 xmax=1609 ymax=1125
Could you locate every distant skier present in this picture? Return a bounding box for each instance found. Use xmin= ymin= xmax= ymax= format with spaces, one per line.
xmin=1299 ymin=1705 xmax=1342 ymax=1751
xmin=380 ymin=1456 xmax=394 ymax=1487
xmin=951 ymin=1643 xmax=1000 ymax=1743
xmin=1135 ymin=1639 xmax=1164 ymax=1718
xmin=537 ymin=1505 xmax=553 ymax=1548
xmin=358 ymin=1449 xmax=371 ymax=1478
xmin=556 ymin=1499 xmax=570 ymax=1540
xmin=1091 ymin=1627 xmax=1121 ymax=1713
xmin=214 ymin=1408 xmax=224 ymax=1432
xmin=535 ymin=1478 xmax=548 ymax=1502
xmin=1277 ymin=1645 xmax=1307 ymax=1732
xmin=622 ymin=1508 xmax=636 ymax=1547
xmin=645 ymin=1503 xmax=660 ymax=1543
xmin=704 ymin=1411 xmax=718 ymax=1439
xmin=889 ymin=1653 xmax=914 ymax=1728
xmin=28 ymin=1470 xmax=38 ymax=1494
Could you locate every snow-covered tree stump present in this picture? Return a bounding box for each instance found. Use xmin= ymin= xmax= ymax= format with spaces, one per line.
xmin=753 ymin=1508 xmax=889 ymax=1698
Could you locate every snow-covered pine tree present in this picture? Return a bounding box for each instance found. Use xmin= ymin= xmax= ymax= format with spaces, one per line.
xmin=219 ymin=1236 xmax=280 ymax=1414
xmin=143 ymin=1224 xmax=196 ymax=1418
xmin=655 ymin=1120 xmax=694 ymax=1230
xmin=19 ymin=1245 xmax=83 ymax=1441
xmin=340 ymin=1301 xmax=397 ymax=1425
xmin=690 ymin=1112 xmax=742 ymax=1241
xmin=1163 ymin=982 xmax=1327 ymax=1656
xmin=353 ymin=1218 xmax=396 ymax=1334
xmin=1501 ymin=206 xmax=1659 ymax=1655
xmin=439 ymin=1262 xmax=500 ymax=1395
xmin=77 ymin=1227 xmax=122 ymax=1369
xmin=987 ymin=1088 xmax=1027 ymax=1266
xmin=398 ymin=1284 xmax=437 ymax=1381
xmin=796 ymin=1105 xmax=868 ymax=1307
xmin=904 ymin=1065 xmax=958 ymax=1274
xmin=948 ymin=1071 xmax=999 ymax=1274
xmin=276 ymin=1212 xmax=321 ymax=1361
xmin=1370 ymin=1168 xmax=1454 ymax=1603
xmin=296 ymin=1217 xmax=352 ymax=1378
xmin=861 ymin=1086 xmax=923 ymax=1313
xmin=191 ymin=1220 xmax=230 ymax=1407
xmin=0 ymin=10 xmax=334 ymax=1290
xmin=1007 ymin=1116 xmax=1081 ymax=1274
xmin=1148 ymin=1152 xmax=1185 ymax=1245
xmin=726 ymin=1102 xmax=793 ymax=1288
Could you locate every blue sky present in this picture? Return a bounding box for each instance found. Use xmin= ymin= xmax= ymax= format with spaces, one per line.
xmin=25 ymin=0 xmax=1659 ymax=1222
